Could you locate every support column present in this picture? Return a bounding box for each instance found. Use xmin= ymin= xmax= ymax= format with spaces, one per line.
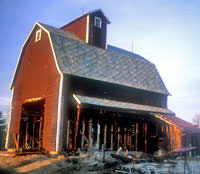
xmin=66 ymin=120 xmax=70 ymax=149
xmin=145 ymin=122 xmax=147 ymax=153
xmin=104 ymin=124 xmax=107 ymax=149
xmin=96 ymin=122 xmax=100 ymax=150
xmin=117 ymin=126 xmax=120 ymax=148
xmin=124 ymin=127 xmax=127 ymax=149
xmin=32 ymin=117 xmax=35 ymax=148
xmin=74 ymin=105 xmax=80 ymax=151
xmin=89 ymin=118 xmax=93 ymax=147
xmin=81 ymin=119 xmax=85 ymax=149
xmin=110 ymin=125 xmax=113 ymax=151
xmin=129 ymin=130 xmax=132 ymax=150
xmin=39 ymin=117 xmax=43 ymax=149
xmin=136 ymin=123 xmax=138 ymax=151
xmin=25 ymin=121 xmax=29 ymax=148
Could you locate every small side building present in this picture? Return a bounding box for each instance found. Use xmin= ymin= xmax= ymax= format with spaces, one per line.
xmin=6 ymin=9 xmax=200 ymax=154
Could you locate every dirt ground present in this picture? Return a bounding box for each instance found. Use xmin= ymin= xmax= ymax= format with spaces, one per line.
xmin=0 ymin=153 xmax=109 ymax=174
xmin=0 ymin=152 xmax=200 ymax=174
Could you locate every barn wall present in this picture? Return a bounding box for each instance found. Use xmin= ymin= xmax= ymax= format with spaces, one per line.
xmin=68 ymin=75 xmax=168 ymax=108
xmin=61 ymin=15 xmax=88 ymax=42
xmin=9 ymin=26 xmax=61 ymax=152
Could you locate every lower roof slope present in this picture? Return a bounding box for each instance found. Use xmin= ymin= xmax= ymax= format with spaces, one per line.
xmin=74 ymin=94 xmax=174 ymax=115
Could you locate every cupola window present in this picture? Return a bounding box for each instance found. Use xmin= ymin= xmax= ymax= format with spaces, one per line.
xmin=94 ymin=16 xmax=102 ymax=28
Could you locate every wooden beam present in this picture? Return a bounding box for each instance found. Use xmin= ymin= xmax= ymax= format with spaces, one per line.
xmin=74 ymin=105 xmax=80 ymax=151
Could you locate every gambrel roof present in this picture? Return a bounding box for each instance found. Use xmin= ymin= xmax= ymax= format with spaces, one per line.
xmin=11 ymin=23 xmax=170 ymax=95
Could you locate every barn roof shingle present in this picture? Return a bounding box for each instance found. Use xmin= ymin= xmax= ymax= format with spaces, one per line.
xmin=40 ymin=23 xmax=169 ymax=95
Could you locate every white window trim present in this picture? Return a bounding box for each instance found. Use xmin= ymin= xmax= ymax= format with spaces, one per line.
xmin=35 ymin=29 xmax=42 ymax=42
xmin=94 ymin=16 xmax=102 ymax=28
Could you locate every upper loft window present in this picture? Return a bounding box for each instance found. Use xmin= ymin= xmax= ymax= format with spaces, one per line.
xmin=94 ymin=16 xmax=102 ymax=28
xmin=35 ymin=29 xmax=42 ymax=42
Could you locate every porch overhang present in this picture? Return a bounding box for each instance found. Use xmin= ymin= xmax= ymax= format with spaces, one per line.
xmin=73 ymin=94 xmax=174 ymax=115
xmin=152 ymin=113 xmax=200 ymax=134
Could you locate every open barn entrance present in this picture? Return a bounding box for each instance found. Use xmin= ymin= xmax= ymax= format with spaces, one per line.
xmin=66 ymin=106 xmax=178 ymax=154
xmin=19 ymin=99 xmax=45 ymax=151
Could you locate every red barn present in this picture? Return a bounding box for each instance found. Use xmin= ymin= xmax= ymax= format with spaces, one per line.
xmin=6 ymin=9 xmax=200 ymax=154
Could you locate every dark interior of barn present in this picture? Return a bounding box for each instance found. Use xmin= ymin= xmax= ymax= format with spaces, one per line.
xmin=19 ymin=99 xmax=45 ymax=151
xmin=66 ymin=105 xmax=173 ymax=154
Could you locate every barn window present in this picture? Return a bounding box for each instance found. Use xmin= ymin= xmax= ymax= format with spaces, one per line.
xmin=35 ymin=29 xmax=42 ymax=42
xmin=94 ymin=16 xmax=102 ymax=28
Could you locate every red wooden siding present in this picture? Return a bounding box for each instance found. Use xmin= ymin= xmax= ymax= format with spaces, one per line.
xmin=61 ymin=15 xmax=88 ymax=42
xmin=9 ymin=26 xmax=60 ymax=152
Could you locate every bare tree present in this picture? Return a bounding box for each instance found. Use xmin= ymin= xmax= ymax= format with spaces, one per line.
xmin=0 ymin=111 xmax=7 ymax=150
xmin=192 ymin=113 xmax=200 ymax=128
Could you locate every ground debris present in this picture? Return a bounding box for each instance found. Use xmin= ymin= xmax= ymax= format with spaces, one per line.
xmin=89 ymin=162 xmax=104 ymax=171
xmin=1 ymin=150 xmax=200 ymax=174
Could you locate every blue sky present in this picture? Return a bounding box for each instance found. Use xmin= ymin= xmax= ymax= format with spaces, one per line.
xmin=0 ymin=0 xmax=200 ymax=123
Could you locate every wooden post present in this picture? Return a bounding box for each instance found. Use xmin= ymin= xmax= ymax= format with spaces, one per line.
xmin=117 ymin=126 xmax=120 ymax=148
xmin=39 ymin=117 xmax=43 ymax=148
xmin=145 ymin=122 xmax=147 ymax=153
xmin=14 ymin=133 xmax=19 ymax=150
xmin=32 ymin=118 xmax=35 ymax=148
xmin=81 ymin=119 xmax=85 ymax=149
xmin=25 ymin=121 xmax=28 ymax=147
xmin=124 ymin=127 xmax=127 ymax=149
xmin=97 ymin=122 xmax=100 ymax=150
xmin=136 ymin=123 xmax=138 ymax=151
xmin=156 ymin=125 xmax=158 ymax=137
xmin=74 ymin=105 xmax=80 ymax=151
xmin=129 ymin=133 xmax=132 ymax=150
xmin=170 ymin=126 xmax=173 ymax=150
xmin=89 ymin=118 xmax=93 ymax=147
xmin=110 ymin=124 xmax=113 ymax=151
xmin=66 ymin=120 xmax=70 ymax=149
xmin=17 ymin=133 xmax=19 ymax=150
xmin=104 ymin=124 xmax=107 ymax=149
